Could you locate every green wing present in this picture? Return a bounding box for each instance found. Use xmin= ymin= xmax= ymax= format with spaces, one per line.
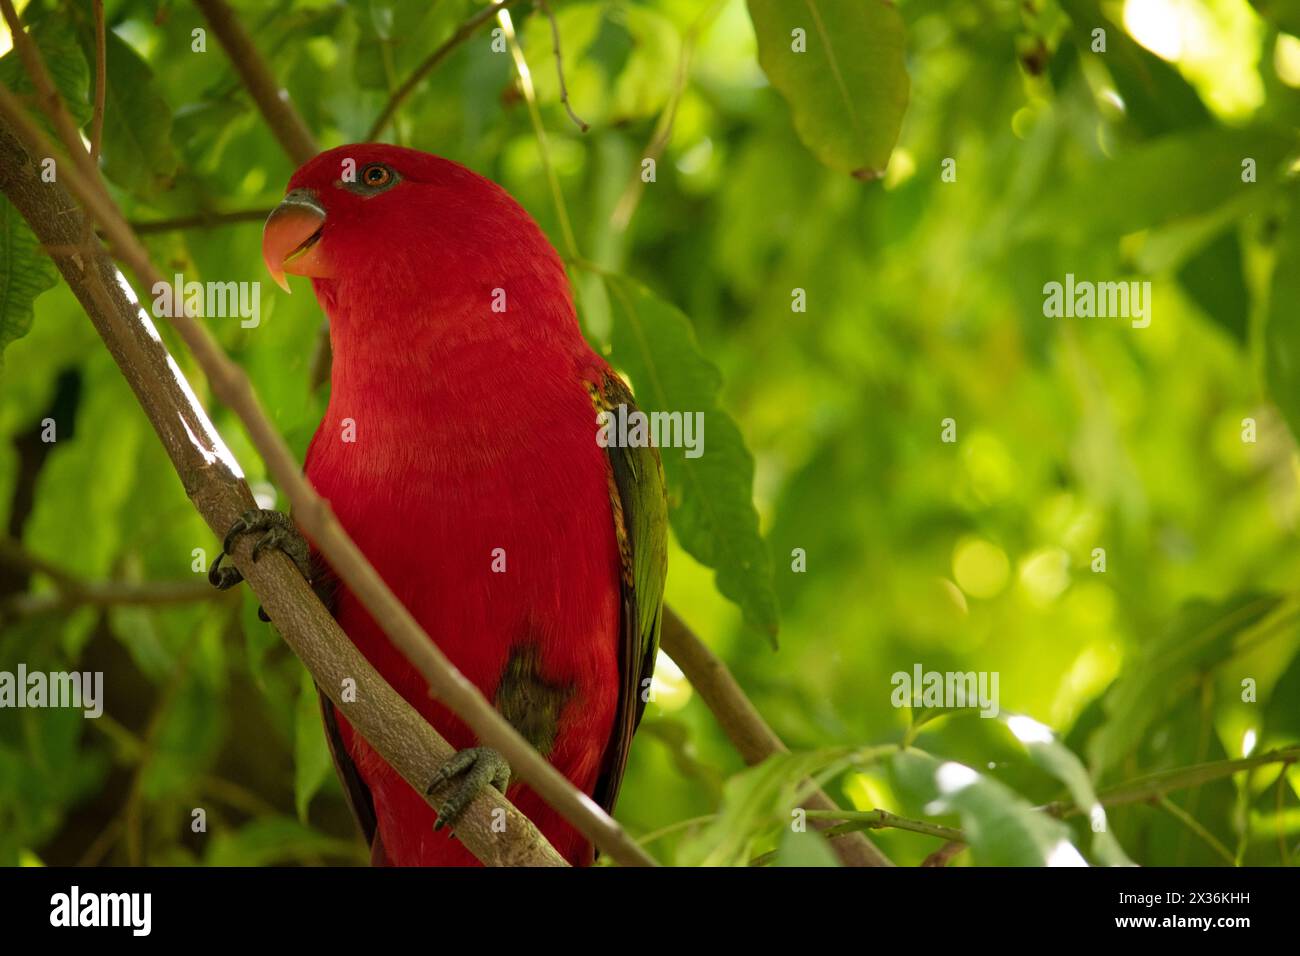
xmin=589 ymin=370 xmax=668 ymax=816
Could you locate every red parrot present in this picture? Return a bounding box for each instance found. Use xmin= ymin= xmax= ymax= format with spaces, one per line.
xmin=211 ymin=144 xmax=667 ymax=866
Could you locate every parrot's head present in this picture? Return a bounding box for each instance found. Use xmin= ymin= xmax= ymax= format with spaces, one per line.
xmin=262 ymin=144 xmax=570 ymax=334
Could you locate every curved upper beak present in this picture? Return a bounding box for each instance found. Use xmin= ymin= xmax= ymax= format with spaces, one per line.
xmin=262 ymin=189 xmax=328 ymax=292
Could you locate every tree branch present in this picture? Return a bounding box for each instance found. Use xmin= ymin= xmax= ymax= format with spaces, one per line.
xmin=129 ymin=208 xmax=272 ymax=234
xmin=659 ymin=609 xmax=893 ymax=866
xmin=0 ymin=114 xmax=567 ymax=868
xmin=191 ymin=0 xmax=319 ymax=165
xmin=1 ymin=580 xmax=222 ymax=619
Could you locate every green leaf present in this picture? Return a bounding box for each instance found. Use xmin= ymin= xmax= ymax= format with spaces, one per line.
xmin=602 ymin=275 xmax=779 ymax=640
xmin=0 ymin=198 xmax=58 ymax=368
xmin=891 ymin=750 xmax=1084 ymax=866
xmin=0 ymin=15 xmax=92 ymax=130
xmin=76 ymin=29 xmax=178 ymax=199
xmin=775 ymin=827 xmax=840 ymax=867
xmin=1088 ymin=593 xmax=1284 ymax=775
xmin=1001 ymin=715 xmax=1134 ymax=866
xmin=746 ymin=0 xmax=909 ymax=179
xmin=677 ymin=748 xmax=849 ymax=865
xmin=293 ymin=667 xmax=331 ymax=823
xmin=1265 ymin=206 xmax=1300 ymax=443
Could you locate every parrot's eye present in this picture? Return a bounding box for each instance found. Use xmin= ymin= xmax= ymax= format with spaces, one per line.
xmin=362 ymin=164 xmax=392 ymax=187
xmin=339 ymin=162 xmax=401 ymax=196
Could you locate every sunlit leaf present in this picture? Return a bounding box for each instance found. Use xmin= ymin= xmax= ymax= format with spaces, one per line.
xmin=746 ymin=0 xmax=909 ymax=178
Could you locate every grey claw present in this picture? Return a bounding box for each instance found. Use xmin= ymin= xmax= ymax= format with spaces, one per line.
xmin=208 ymin=509 xmax=312 ymax=601
xmin=426 ymin=746 xmax=511 ymax=831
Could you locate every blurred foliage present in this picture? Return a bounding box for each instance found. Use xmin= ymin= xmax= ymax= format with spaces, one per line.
xmin=1 ymin=0 xmax=1300 ymax=868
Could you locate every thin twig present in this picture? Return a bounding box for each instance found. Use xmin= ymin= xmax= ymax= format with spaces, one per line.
xmin=129 ymin=208 xmax=272 ymax=234
xmin=366 ymin=0 xmax=523 ymax=141
xmin=1 ymin=580 xmax=223 ymax=618
xmin=0 ymin=534 xmax=81 ymax=589
xmin=537 ymin=0 xmax=587 ymax=132
xmin=804 ymin=808 xmax=964 ymax=842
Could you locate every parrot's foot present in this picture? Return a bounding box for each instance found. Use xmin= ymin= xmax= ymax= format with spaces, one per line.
xmin=426 ymin=746 xmax=512 ymax=831
xmin=208 ymin=508 xmax=312 ymax=604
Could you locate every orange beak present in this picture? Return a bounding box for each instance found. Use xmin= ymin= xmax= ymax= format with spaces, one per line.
xmin=262 ymin=189 xmax=329 ymax=292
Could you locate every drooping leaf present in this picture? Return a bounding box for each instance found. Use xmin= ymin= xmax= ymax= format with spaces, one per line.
xmin=602 ymin=275 xmax=779 ymax=640
xmin=746 ymin=0 xmax=909 ymax=179
xmin=0 ymin=198 xmax=59 ymax=368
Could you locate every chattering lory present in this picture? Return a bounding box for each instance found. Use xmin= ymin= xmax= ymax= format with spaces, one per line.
xmin=213 ymin=144 xmax=667 ymax=866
